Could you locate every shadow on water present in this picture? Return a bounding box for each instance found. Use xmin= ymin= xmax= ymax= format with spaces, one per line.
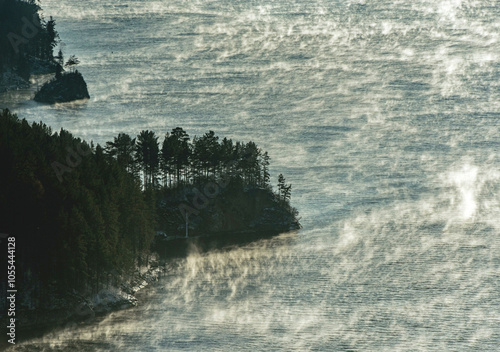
xmin=154 ymin=230 xmax=297 ymax=260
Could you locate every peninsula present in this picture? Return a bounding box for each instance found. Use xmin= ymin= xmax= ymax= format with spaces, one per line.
xmin=0 ymin=109 xmax=300 ymax=336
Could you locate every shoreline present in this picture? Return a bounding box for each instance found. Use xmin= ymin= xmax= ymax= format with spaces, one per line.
xmin=4 ymin=228 xmax=300 ymax=348
xmin=0 ymin=70 xmax=30 ymax=94
xmin=0 ymin=110 xmax=301 ymax=348
xmin=0 ymin=57 xmax=58 ymax=94
xmin=3 ymin=262 xmax=166 ymax=348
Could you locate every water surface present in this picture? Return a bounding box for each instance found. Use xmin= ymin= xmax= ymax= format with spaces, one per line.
xmin=4 ymin=0 xmax=500 ymax=350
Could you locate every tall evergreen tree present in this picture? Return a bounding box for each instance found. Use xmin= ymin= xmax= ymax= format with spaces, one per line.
xmin=160 ymin=133 xmax=175 ymax=187
xmin=261 ymin=151 xmax=270 ymax=188
xmin=55 ymin=49 xmax=64 ymax=79
xmin=44 ymin=16 xmax=58 ymax=60
xmin=136 ymin=130 xmax=159 ymax=187
xmin=277 ymin=173 xmax=292 ymax=202
xmin=169 ymin=127 xmax=190 ymax=184
xmin=106 ymin=133 xmax=137 ymax=175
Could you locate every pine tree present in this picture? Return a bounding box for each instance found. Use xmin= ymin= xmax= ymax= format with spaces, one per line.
xmin=55 ymin=49 xmax=64 ymax=79
xmin=45 ymin=17 xmax=58 ymax=60
xmin=277 ymin=173 xmax=285 ymax=199
xmin=169 ymin=127 xmax=190 ymax=184
xmin=106 ymin=133 xmax=137 ymax=175
xmin=283 ymin=184 xmax=292 ymax=202
xmin=65 ymin=55 xmax=80 ymax=72
xmin=261 ymin=151 xmax=270 ymax=188
xmin=160 ymin=133 xmax=175 ymax=187
xmin=136 ymin=130 xmax=159 ymax=187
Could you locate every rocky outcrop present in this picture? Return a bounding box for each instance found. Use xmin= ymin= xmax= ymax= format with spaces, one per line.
xmin=34 ymin=71 xmax=90 ymax=104
xmin=0 ymin=69 xmax=30 ymax=93
xmin=0 ymin=59 xmax=60 ymax=94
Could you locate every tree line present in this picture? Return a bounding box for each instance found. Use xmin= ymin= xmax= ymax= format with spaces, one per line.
xmin=105 ymin=128 xmax=276 ymax=193
xmin=0 ymin=109 xmax=293 ymax=308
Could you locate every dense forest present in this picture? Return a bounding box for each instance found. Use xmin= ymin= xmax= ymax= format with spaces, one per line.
xmin=0 ymin=110 xmax=156 ymax=301
xmin=0 ymin=0 xmax=59 ymax=79
xmin=0 ymin=109 xmax=295 ymax=311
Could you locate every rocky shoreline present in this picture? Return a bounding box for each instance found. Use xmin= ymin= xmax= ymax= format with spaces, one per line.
xmin=0 ymin=58 xmax=59 ymax=94
xmin=0 ymin=70 xmax=30 ymax=94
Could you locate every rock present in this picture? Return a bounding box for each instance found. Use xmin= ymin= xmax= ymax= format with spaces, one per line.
xmin=34 ymin=71 xmax=90 ymax=104
xmin=0 ymin=69 xmax=30 ymax=93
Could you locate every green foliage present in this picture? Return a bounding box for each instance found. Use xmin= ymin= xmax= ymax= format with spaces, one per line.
xmin=277 ymin=173 xmax=292 ymax=202
xmin=136 ymin=130 xmax=159 ymax=187
xmin=64 ymin=54 xmax=80 ymax=72
xmin=0 ymin=109 xmax=155 ymax=299
xmin=157 ymin=128 xmax=273 ymax=189
xmin=106 ymin=133 xmax=137 ymax=175
xmin=0 ymin=109 xmax=292 ymax=308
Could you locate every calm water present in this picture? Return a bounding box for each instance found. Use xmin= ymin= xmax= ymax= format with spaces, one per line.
xmin=3 ymin=0 xmax=500 ymax=350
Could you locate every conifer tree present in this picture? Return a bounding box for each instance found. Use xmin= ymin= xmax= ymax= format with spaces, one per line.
xmin=277 ymin=173 xmax=292 ymax=202
xmin=106 ymin=133 xmax=137 ymax=175
xmin=55 ymin=49 xmax=64 ymax=79
xmin=65 ymin=55 xmax=80 ymax=72
xmin=136 ymin=130 xmax=159 ymax=187
xmin=169 ymin=127 xmax=190 ymax=184
xmin=161 ymin=133 xmax=175 ymax=187
xmin=278 ymin=173 xmax=285 ymax=199
xmin=261 ymin=151 xmax=270 ymax=187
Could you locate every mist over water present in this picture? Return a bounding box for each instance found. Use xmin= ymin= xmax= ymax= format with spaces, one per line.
xmin=4 ymin=0 xmax=500 ymax=350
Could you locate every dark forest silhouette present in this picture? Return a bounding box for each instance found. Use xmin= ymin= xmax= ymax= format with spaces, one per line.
xmin=0 ymin=0 xmax=58 ymax=79
xmin=0 ymin=110 xmax=295 ymax=308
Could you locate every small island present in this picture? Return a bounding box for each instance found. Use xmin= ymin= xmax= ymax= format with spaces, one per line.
xmin=34 ymin=70 xmax=90 ymax=103
xmin=0 ymin=109 xmax=300 ymax=335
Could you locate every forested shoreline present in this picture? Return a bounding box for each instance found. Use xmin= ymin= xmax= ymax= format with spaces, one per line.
xmin=0 ymin=0 xmax=88 ymax=101
xmin=0 ymin=0 xmax=59 ymax=87
xmin=0 ymin=1 xmax=298 ymax=334
xmin=0 ymin=109 xmax=298 ymax=324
